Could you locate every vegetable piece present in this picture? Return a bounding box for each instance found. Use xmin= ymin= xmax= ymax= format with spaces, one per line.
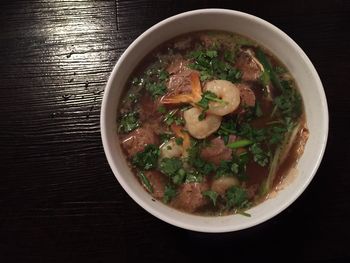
xmin=225 ymin=186 xmax=249 ymax=209
xmin=132 ymin=144 xmax=159 ymax=170
xmin=216 ymin=119 xmax=238 ymax=144
xmin=227 ymin=139 xmax=253 ymax=149
xmin=159 ymin=157 xmax=186 ymax=185
xmin=249 ymin=143 xmax=270 ymax=167
xmin=138 ymin=171 xmax=153 ymax=193
xmin=163 ymin=185 xmax=177 ymax=203
xmin=202 ymin=190 xmax=218 ymax=206
xmin=256 ymin=49 xmax=282 ymax=90
xmin=186 ymin=140 xmax=216 ymax=176
xmin=273 ymin=80 xmax=302 ymax=119
xmin=189 ymin=49 xmax=241 ymax=82
xmin=145 ymin=82 xmax=167 ymax=99
xmin=260 ymin=121 xmax=301 ymax=195
xmin=118 ymin=111 xmax=140 ymax=133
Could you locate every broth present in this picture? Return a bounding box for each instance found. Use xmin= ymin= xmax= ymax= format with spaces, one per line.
xmin=116 ymin=31 xmax=309 ymax=216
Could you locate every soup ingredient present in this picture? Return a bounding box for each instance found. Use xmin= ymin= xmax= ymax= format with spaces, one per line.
xmin=143 ymin=170 xmax=167 ymax=199
xmin=118 ymin=111 xmax=140 ymax=133
xmin=160 ymin=139 xmax=183 ymax=159
xmin=203 ymin=80 xmax=241 ymax=116
xmin=132 ymin=144 xmax=160 ymax=170
xmin=117 ymin=30 xmax=308 ymax=216
xmin=160 ymin=72 xmax=202 ymax=105
xmin=211 ymin=177 xmax=239 ymax=196
xmin=173 ymin=181 xmax=210 ymax=212
xmin=183 ymin=107 xmax=222 ymax=139
xmin=121 ymin=126 xmax=159 ymax=157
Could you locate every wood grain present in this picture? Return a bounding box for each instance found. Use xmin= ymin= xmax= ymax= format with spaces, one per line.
xmin=0 ymin=0 xmax=349 ymax=262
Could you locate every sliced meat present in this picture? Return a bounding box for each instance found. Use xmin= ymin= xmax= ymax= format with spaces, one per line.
xmin=167 ymin=56 xmax=190 ymax=75
xmin=166 ymin=57 xmax=196 ymax=94
xmin=173 ymin=181 xmax=210 ymax=212
xmin=200 ymin=135 xmax=237 ymax=166
xmin=237 ymin=83 xmax=256 ymax=107
xmin=138 ymin=94 xmax=161 ymax=122
xmin=246 ymin=184 xmax=259 ymax=200
xmin=138 ymin=95 xmax=165 ymax=134
xmin=144 ymin=171 xmax=167 ymax=199
xmin=121 ymin=126 xmax=159 ymax=157
xmin=235 ymin=50 xmax=262 ymax=82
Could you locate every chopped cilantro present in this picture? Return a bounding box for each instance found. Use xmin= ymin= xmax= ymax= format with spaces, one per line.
xmin=249 ymin=143 xmax=270 ymax=167
xmin=118 ymin=111 xmax=140 ymax=133
xmin=189 ymin=49 xmax=241 ymax=82
xmin=273 ymin=80 xmax=302 ymax=119
xmin=159 ymin=133 xmax=172 ymax=143
xmin=164 ymin=110 xmax=184 ymax=126
xmin=196 ymin=91 xmax=226 ymax=110
xmin=160 ymin=158 xmax=186 ymax=185
xmin=132 ymin=144 xmax=159 ymax=170
xmin=145 ymin=82 xmax=167 ymax=99
xmin=225 ymin=186 xmax=250 ymax=209
xmin=217 ymin=119 xmax=238 ymax=144
xmin=163 ymin=184 xmax=177 ymax=203
xmin=187 ymin=141 xmax=215 ymax=176
xmin=202 ymin=190 xmax=218 ymax=206
xmin=157 ymin=105 xmax=167 ymax=113
xmin=175 ymin=137 xmax=183 ymax=145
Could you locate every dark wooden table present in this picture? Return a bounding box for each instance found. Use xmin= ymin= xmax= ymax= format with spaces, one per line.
xmin=1 ymin=0 xmax=349 ymax=262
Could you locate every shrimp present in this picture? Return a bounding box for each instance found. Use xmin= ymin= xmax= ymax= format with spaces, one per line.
xmin=183 ymin=107 xmax=222 ymax=139
xmin=204 ymin=80 xmax=241 ymax=116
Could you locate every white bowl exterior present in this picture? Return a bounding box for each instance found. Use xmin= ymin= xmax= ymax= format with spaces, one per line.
xmin=101 ymin=9 xmax=328 ymax=232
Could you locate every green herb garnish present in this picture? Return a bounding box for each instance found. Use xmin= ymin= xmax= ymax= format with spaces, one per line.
xmin=118 ymin=111 xmax=140 ymax=133
xmin=163 ymin=184 xmax=177 ymax=203
xmin=138 ymin=171 xmax=153 ymax=193
xmin=132 ymin=144 xmax=159 ymax=170
xmin=160 ymin=158 xmax=186 ymax=185
xmin=226 ymin=186 xmax=250 ymax=210
xmin=189 ymin=49 xmax=241 ymax=82
xmin=202 ymin=190 xmax=218 ymax=206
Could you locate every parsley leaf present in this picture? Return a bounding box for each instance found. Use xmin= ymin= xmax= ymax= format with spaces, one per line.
xmin=132 ymin=144 xmax=159 ymax=170
xmin=118 ymin=111 xmax=140 ymax=133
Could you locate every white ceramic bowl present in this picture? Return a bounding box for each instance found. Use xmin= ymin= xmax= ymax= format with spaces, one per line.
xmin=101 ymin=9 xmax=328 ymax=232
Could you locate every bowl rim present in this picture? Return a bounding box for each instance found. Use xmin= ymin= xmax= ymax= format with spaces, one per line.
xmin=100 ymin=8 xmax=329 ymax=233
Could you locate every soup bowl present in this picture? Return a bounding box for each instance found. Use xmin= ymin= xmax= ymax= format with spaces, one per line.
xmin=100 ymin=9 xmax=328 ymax=232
